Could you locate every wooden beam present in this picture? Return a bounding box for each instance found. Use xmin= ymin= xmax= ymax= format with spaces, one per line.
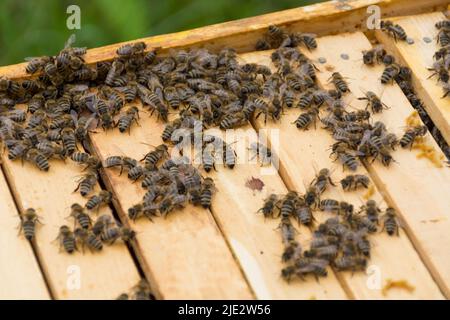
xmin=0 ymin=169 xmax=51 ymax=299
xmin=0 ymin=0 xmax=447 ymax=79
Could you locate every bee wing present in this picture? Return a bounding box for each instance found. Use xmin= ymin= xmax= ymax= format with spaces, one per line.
xmin=84 ymin=94 xmax=98 ymax=113
xmin=85 ymin=115 xmax=98 ymax=130
xmin=70 ymin=110 xmax=79 ymax=126
xmin=64 ymin=34 xmax=77 ymax=49
xmin=24 ymin=57 xmax=42 ymax=62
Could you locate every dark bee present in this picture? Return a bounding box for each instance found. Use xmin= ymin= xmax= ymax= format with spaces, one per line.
xmin=382 ymin=207 xmax=399 ymax=236
xmin=133 ymin=279 xmax=152 ymax=300
xmin=334 ymin=256 xmax=367 ymax=272
xmin=141 ymin=144 xmax=169 ymax=169
xmin=104 ymin=156 xmax=138 ymax=174
xmin=75 ymin=228 xmax=103 ymax=252
xmin=61 ymin=127 xmax=77 ymax=155
xmin=329 ymin=72 xmax=350 ymax=93
xmin=74 ymin=171 xmax=98 ymax=197
xmin=25 ymin=149 xmax=50 ymax=171
xmin=362 ymin=45 xmax=386 ymax=65
xmin=92 ymin=215 xmax=114 ymax=237
xmin=358 ymin=91 xmax=388 ymax=113
xmin=69 ymin=203 xmax=92 ymax=229
xmin=297 ymin=33 xmax=317 ymax=50
xmin=311 ymin=168 xmax=335 ymax=194
xmin=117 ymin=106 xmax=140 ymax=133
xmin=400 ymin=125 xmax=427 ymax=148
xmin=435 ymin=20 xmax=450 ymax=29
xmin=56 ymin=225 xmax=77 ymax=254
xmin=279 ymin=216 xmax=297 ymax=246
xmin=200 ymin=177 xmax=215 ymax=209
xmin=319 ymin=199 xmax=340 ymax=214
xmin=340 ymin=174 xmax=370 ymax=191
xmin=19 ymin=208 xmax=42 ymax=241
xmin=359 ymin=200 xmax=381 ymax=224
xmin=258 ymin=194 xmax=279 ymax=218
xmin=279 ymin=191 xmax=299 ymax=218
xmin=161 ymin=119 xmax=182 ymax=142
xmin=101 ymin=226 xmax=136 ymax=244
xmin=381 ymin=63 xmax=401 ymax=84
xmin=332 ymin=145 xmax=359 ymax=171
xmin=201 ymin=142 xmax=216 ymax=173
xmin=381 ymin=20 xmax=407 ymax=42
xmin=249 ymin=142 xmax=272 ymax=166
xmin=116 ymin=41 xmax=146 ymax=57
xmin=281 ymin=241 xmax=302 ymax=263
xmin=85 ymin=190 xmax=112 ymax=211
xmin=294 ymin=204 xmax=314 ymax=226
xmin=25 ymin=56 xmax=52 ymax=74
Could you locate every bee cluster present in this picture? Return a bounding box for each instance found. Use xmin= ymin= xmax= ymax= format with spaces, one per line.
xmin=103 ymin=151 xmax=216 ymax=221
xmin=258 ymin=168 xmax=399 ymax=282
xmin=57 ymin=210 xmax=136 ymax=254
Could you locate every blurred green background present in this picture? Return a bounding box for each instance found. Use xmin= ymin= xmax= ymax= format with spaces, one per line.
xmin=0 ymin=0 xmax=324 ymax=66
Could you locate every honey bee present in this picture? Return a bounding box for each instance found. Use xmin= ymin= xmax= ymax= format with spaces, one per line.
xmin=92 ymin=214 xmax=114 ymax=236
xmin=311 ymin=168 xmax=335 ymax=194
xmin=297 ymin=33 xmax=317 ymax=50
xmin=200 ymin=142 xmax=216 ymax=173
xmin=133 ymin=279 xmax=152 ymax=300
xmin=69 ymin=203 xmax=92 ymax=229
xmin=319 ymin=199 xmax=340 ymax=213
xmin=258 ymin=194 xmax=279 ymax=218
xmin=56 ymin=225 xmax=77 ymax=254
xmin=61 ymin=127 xmax=77 ymax=155
xmin=200 ymin=177 xmax=215 ymax=209
xmin=400 ymin=125 xmax=427 ymax=148
xmin=382 ymin=207 xmax=399 ymax=236
xmin=279 ymin=216 xmax=297 ymax=245
xmin=101 ymin=225 xmax=136 ymax=244
xmin=117 ymin=106 xmax=140 ymax=133
xmin=104 ymin=155 xmax=138 ymax=175
xmin=25 ymin=149 xmax=50 ymax=171
xmin=74 ymin=228 xmax=103 ymax=252
xmin=248 ymin=142 xmax=272 ymax=166
xmin=435 ymin=20 xmax=450 ymax=29
xmin=141 ymin=144 xmax=169 ymax=169
xmin=137 ymin=84 xmax=168 ymax=122
xmin=219 ymin=111 xmax=248 ymax=129
xmin=25 ymin=56 xmax=53 ymax=74
xmin=381 ymin=20 xmax=407 ymax=42
xmin=282 ymin=241 xmax=302 ymax=263
xmin=74 ymin=171 xmax=98 ymax=197
xmin=161 ymin=119 xmax=182 ymax=142
xmin=362 ymin=45 xmax=386 ymax=65
xmin=85 ymin=190 xmax=112 ymax=211
xmin=19 ymin=208 xmax=42 ymax=241
xmin=128 ymin=203 xmax=158 ymax=222
xmin=358 ymin=91 xmax=388 ymax=113
xmin=340 ymin=174 xmax=370 ymax=191
xmin=331 ymin=144 xmax=359 ymax=171
xmin=116 ymin=42 xmax=146 ymax=57
xmin=359 ymin=200 xmax=381 ymax=224
xmin=381 ymin=63 xmax=401 ymax=84
xmin=294 ymin=203 xmax=314 ymax=226
xmin=329 ymin=72 xmax=350 ymax=93
xmin=334 ymin=256 xmax=367 ymax=272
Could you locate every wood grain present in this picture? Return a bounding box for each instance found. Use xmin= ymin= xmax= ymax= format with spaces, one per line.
xmin=0 ymin=169 xmax=50 ymax=299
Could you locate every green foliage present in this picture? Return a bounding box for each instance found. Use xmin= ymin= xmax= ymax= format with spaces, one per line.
xmin=0 ymin=0 xmax=323 ymax=65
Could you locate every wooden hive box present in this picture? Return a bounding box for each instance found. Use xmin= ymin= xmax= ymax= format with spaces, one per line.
xmin=0 ymin=0 xmax=449 ymax=300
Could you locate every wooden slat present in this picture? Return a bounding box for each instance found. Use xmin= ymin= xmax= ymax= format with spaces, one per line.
xmin=88 ymin=109 xmax=253 ymax=300
xmin=0 ymin=0 xmax=448 ymax=79
xmin=243 ymin=50 xmax=445 ymax=299
xmin=0 ymin=169 xmax=50 ymax=299
xmin=201 ymin=125 xmax=348 ymax=299
xmin=1 ymin=153 xmax=141 ymax=299
xmin=374 ymin=12 xmax=450 ymax=144
xmin=290 ymin=31 xmax=450 ymax=297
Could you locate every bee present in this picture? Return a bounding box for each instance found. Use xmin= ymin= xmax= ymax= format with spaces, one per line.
xmin=358 ymin=91 xmax=388 ymax=113
xmin=116 ymin=41 xmax=146 ymax=57
xmin=69 ymin=203 xmax=92 ymax=229
xmin=257 ymin=194 xmax=279 ymax=218
xmin=219 ymin=111 xmax=248 ymax=129
xmin=200 ymin=177 xmax=215 ymax=209
xmin=137 ymin=84 xmax=168 ymax=122
xmin=133 ymin=279 xmax=152 ymax=300
xmin=359 ymin=200 xmax=381 ymax=224
xmin=437 ymin=28 xmax=450 ymax=46
xmin=19 ymin=208 xmax=42 ymax=241
xmin=334 ymin=256 xmax=367 ymax=272
xmin=304 ymin=244 xmax=338 ymax=261
xmin=74 ymin=171 xmax=98 ymax=197
xmin=282 ymin=241 xmax=302 ymax=262
xmin=101 ymin=225 xmax=136 ymax=244
xmin=74 ymin=228 xmax=103 ymax=252
xmin=400 ymin=125 xmax=427 ymax=148
xmin=71 ymin=151 xmax=94 ymax=165
xmin=25 ymin=149 xmax=50 ymax=171
xmin=319 ymin=199 xmax=340 ymax=213
xmin=435 ymin=20 xmax=450 ymax=29
xmin=382 ymin=207 xmax=399 ymax=236
xmin=362 ymin=45 xmax=386 ymax=65
xmin=25 ymin=56 xmax=52 ymax=74
xmin=279 ymin=191 xmax=299 ymax=218
xmin=128 ymin=203 xmax=158 ymax=222
xmin=92 ymin=215 xmax=114 ymax=236
xmin=140 ymin=144 xmax=169 ymax=169
xmin=104 ymin=156 xmax=138 ymax=175
xmin=340 ymin=174 xmax=370 ymax=191
xmin=56 ymin=225 xmax=77 ymax=254
xmin=200 ymin=142 xmax=216 ymax=173
xmin=294 ymin=204 xmax=314 ymax=226
xmin=161 ymin=119 xmax=182 ymax=143
xmin=85 ymin=190 xmax=113 ymax=211
xmin=381 ymin=20 xmax=407 ymax=42
xmin=248 ymin=142 xmax=272 ymax=166
xmin=7 ymin=140 xmax=32 ymax=161
xmin=311 ymin=168 xmax=335 ymax=194
xmin=329 ymin=72 xmax=350 ymax=93
xmin=61 ymin=127 xmax=77 ymax=155
xmin=266 ymin=25 xmax=288 ymax=48
xmin=279 ymin=217 xmax=297 ymax=245
xmin=381 ymin=63 xmax=401 ymax=84
xmin=297 ymin=33 xmax=317 ymax=50
xmin=163 ymin=86 xmax=181 ymax=109
xmin=427 ymin=61 xmax=449 ymax=83
xmin=331 ymin=145 xmax=359 ymax=171
xmin=117 ymin=106 xmax=140 ymax=133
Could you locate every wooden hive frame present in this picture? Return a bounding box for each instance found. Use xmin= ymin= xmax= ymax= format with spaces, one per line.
xmin=0 ymin=0 xmax=449 ymax=299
